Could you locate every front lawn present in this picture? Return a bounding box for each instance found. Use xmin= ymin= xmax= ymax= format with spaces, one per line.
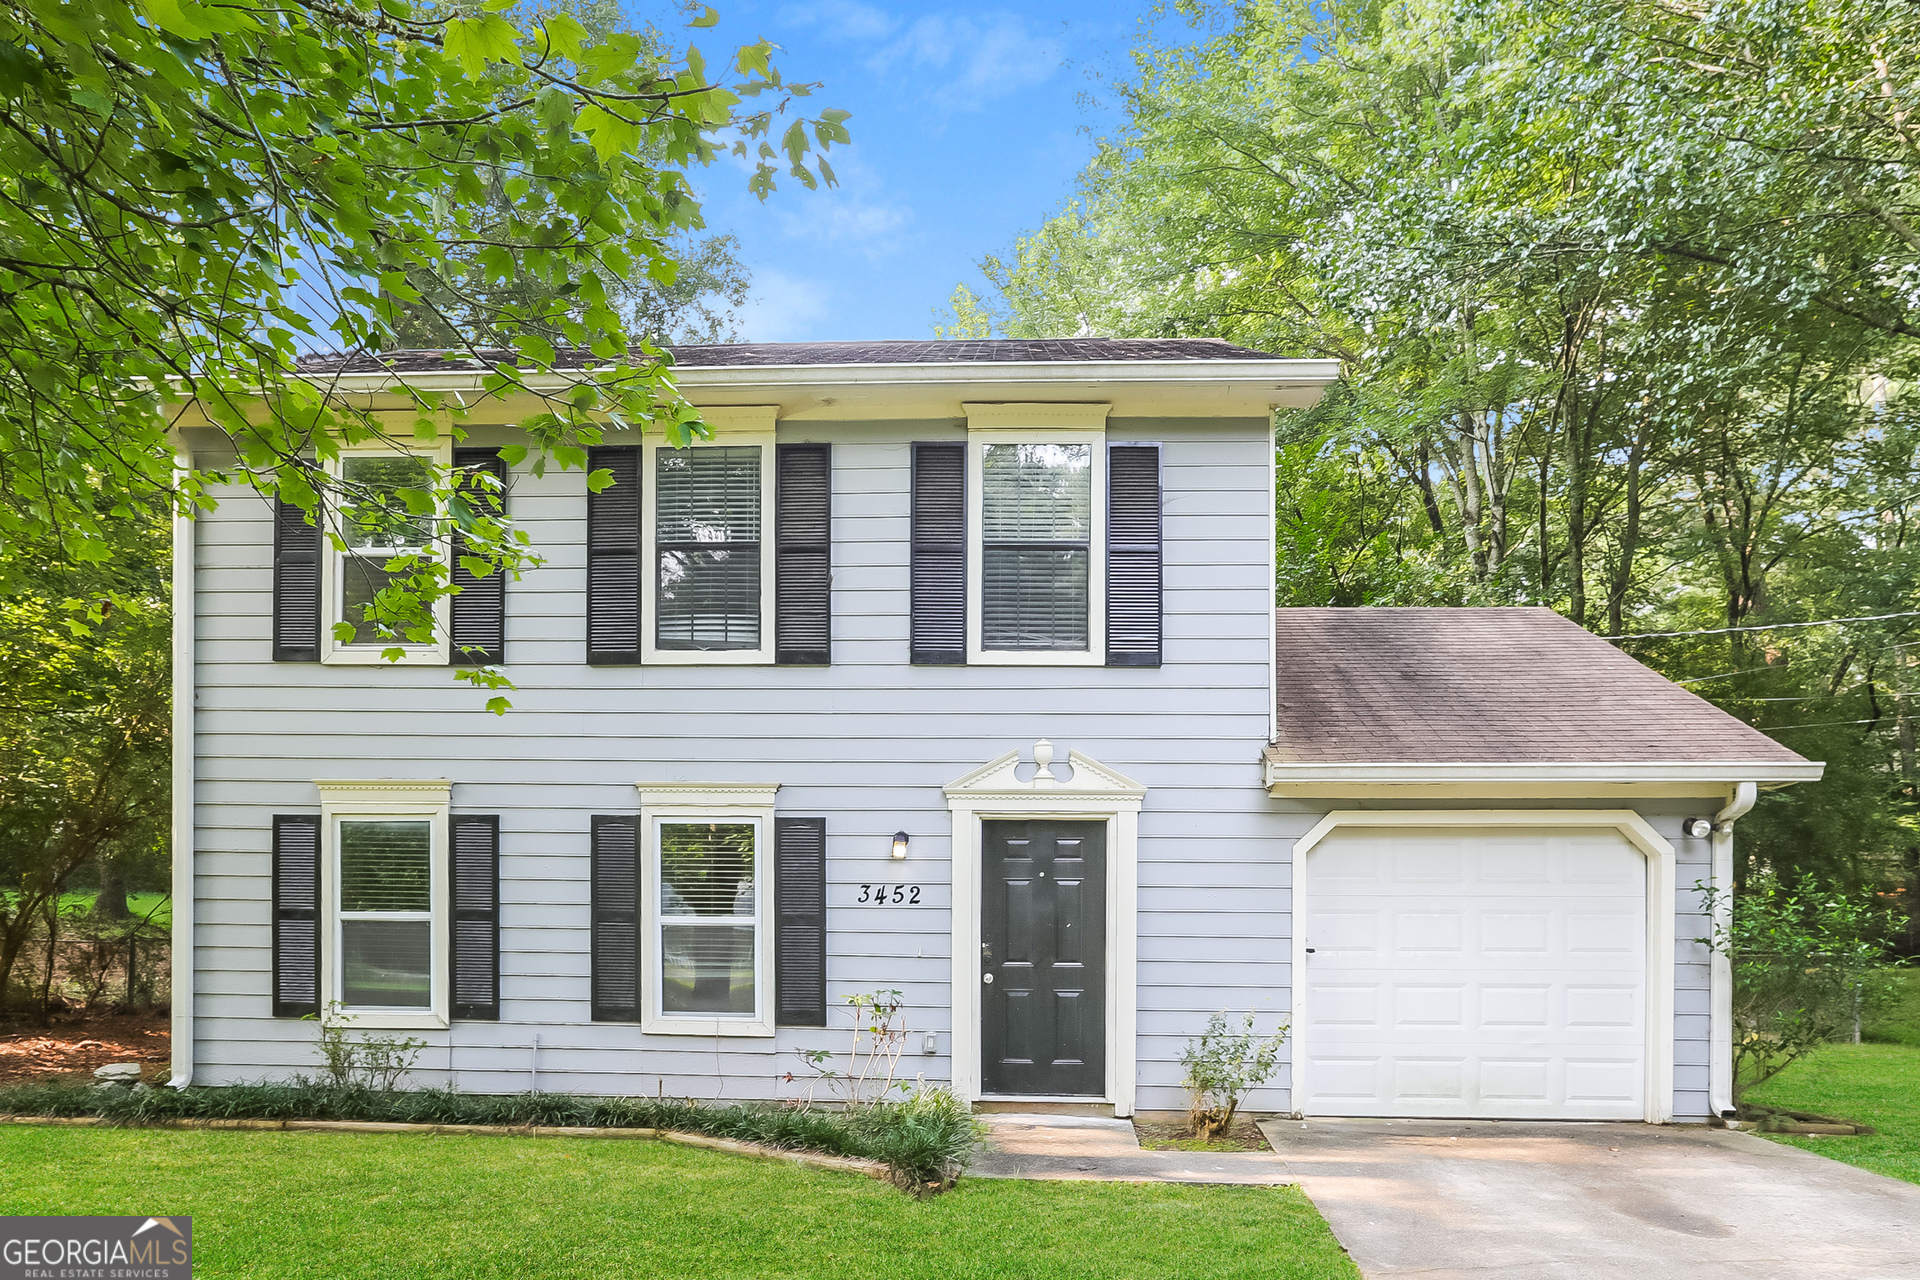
xmin=1744 ymin=1043 xmax=1920 ymax=1186
xmin=0 ymin=1127 xmax=1359 ymax=1279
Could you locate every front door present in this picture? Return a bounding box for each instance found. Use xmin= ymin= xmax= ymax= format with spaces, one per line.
xmin=981 ymin=819 xmax=1106 ymax=1096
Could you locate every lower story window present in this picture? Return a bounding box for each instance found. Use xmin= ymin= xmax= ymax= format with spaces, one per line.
xmin=338 ymin=819 xmax=433 ymax=1008
xmin=658 ymin=821 xmax=759 ymax=1017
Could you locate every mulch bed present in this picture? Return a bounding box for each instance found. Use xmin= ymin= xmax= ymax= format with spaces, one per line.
xmin=0 ymin=1011 xmax=171 ymax=1084
xmin=1133 ymin=1118 xmax=1273 ymax=1152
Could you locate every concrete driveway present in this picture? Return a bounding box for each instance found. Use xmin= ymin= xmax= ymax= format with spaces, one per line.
xmin=1258 ymin=1118 xmax=1920 ymax=1280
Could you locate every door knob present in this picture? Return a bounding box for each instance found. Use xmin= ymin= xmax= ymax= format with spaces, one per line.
xmin=983 ymin=973 xmax=994 ymax=984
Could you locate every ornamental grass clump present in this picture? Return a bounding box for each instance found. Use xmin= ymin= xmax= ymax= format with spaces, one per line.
xmin=1179 ymin=1011 xmax=1286 ymax=1141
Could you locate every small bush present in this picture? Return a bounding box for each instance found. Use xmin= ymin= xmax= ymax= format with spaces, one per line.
xmin=0 ymin=1078 xmax=983 ymax=1190
xmin=1180 ymin=1011 xmax=1285 ymax=1140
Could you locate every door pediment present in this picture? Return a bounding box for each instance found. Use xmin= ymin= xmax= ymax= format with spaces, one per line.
xmin=944 ymin=739 xmax=1146 ymax=807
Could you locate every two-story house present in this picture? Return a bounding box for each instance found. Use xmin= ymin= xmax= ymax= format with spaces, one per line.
xmin=167 ymin=339 xmax=1819 ymax=1122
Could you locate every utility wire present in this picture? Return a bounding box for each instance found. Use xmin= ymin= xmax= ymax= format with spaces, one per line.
xmin=1608 ymin=610 xmax=1920 ymax=642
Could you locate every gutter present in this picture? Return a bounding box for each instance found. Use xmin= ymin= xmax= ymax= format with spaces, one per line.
xmin=1708 ymin=781 xmax=1758 ymax=1120
xmin=1263 ymin=759 xmax=1825 ymax=796
xmin=169 ymin=447 xmax=196 ymax=1089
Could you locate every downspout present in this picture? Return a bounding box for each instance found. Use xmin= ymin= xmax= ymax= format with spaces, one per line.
xmin=169 ymin=447 xmax=197 ymax=1089
xmin=1708 ymin=781 xmax=1757 ymax=1119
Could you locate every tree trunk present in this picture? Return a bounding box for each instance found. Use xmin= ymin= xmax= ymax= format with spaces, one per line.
xmin=38 ymin=897 xmax=60 ymax=1025
xmin=1604 ymin=427 xmax=1646 ymax=635
xmin=1565 ymin=398 xmax=1589 ymax=627
xmin=91 ymin=859 xmax=131 ymax=921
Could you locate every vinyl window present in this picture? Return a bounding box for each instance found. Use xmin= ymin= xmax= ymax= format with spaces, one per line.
xmin=318 ymin=782 xmax=450 ymax=1030
xmin=642 ymin=431 xmax=777 ymax=664
xmin=321 ymin=443 xmax=452 ymax=664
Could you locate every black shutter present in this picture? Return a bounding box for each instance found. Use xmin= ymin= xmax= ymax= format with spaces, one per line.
xmin=451 ymin=814 xmax=500 ymax=1020
xmin=272 ymin=492 xmax=321 ymax=662
xmin=776 ymin=443 xmax=832 ymax=665
xmin=271 ymin=815 xmax=321 ymax=1017
xmin=1106 ymin=443 xmax=1163 ymax=667
xmin=910 ymin=442 xmax=966 ymax=664
xmin=451 ymin=449 xmax=508 ymax=666
xmin=586 ymin=445 xmax=642 ymax=664
xmin=775 ymin=817 xmax=827 ymax=1027
xmin=590 ymin=815 xmax=641 ymax=1021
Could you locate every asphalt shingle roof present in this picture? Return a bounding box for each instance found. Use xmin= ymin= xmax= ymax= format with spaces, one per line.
xmin=1269 ymin=607 xmax=1807 ymax=765
xmin=294 ymin=338 xmax=1282 ymax=375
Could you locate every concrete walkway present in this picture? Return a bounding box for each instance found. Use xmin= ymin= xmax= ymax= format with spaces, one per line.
xmin=969 ymin=1114 xmax=1294 ymax=1185
xmin=1259 ymin=1118 xmax=1920 ymax=1280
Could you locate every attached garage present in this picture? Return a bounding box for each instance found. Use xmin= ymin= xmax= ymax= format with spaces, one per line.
xmin=1265 ymin=608 xmax=1827 ymax=1125
xmin=1294 ymin=816 xmax=1667 ymax=1122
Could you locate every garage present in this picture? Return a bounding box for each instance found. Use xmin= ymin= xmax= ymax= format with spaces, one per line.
xmin=1296 ymin=820 xmax=1658 ymax=1121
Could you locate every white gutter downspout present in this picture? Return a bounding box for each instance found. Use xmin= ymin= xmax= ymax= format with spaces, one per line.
xmin=169 ymin=448 xmax=196 ymax=1089
xmin=1708 ymin=781 xmax=1758 ymax=1119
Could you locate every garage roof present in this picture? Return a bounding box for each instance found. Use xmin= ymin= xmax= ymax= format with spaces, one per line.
xmin=1268 ymin=607 xmax=1809 ymax=767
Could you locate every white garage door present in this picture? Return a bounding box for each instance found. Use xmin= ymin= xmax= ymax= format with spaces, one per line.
xmin=1300 ymin=825 xmax=1648 ymax=1120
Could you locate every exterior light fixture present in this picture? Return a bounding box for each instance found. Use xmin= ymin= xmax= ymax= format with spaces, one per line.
xmin=1682 ymin=818 xmax=1713 ymax=839
xmin=891 ymin=831 xmax=910 ymax=860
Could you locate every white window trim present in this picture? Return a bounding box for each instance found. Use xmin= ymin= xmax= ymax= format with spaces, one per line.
xmin=1290 ymin=809 xmax=1677 ymax=1125
xmin=963 ymin=403 xmax=1111 ymax=666
xmin=640 ymin=406 xmax=780 ymax=665
xmin=316 ymin=779 xmax=452 ymax=1030
xmin=944 ymin=742 xmax=1144 ymax=1117
xmin=635 ymin=782 xmax=781 ymax=1036
xmin=319 ymin=438 xmax=454 ymax=665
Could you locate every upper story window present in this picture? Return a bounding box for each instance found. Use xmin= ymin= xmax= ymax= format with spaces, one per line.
xmin=322 ymin=442 xmax=451 ymax=665
xmin=641 ymin=418 xmax=776 ymax=664
xmin=982 ymin=444 xmax=1093 ymax=651
xmin=656 ymin=446 xmax=762 ymax=652
xmin=965 ymin=404 xmax=1110 ymax=667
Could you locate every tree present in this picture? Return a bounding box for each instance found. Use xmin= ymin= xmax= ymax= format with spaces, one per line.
xmin=0 ymin=506 xmax=170 ymax=1013
xmin=982 ymin=0 xmax=1920 ymax=899
xmin=0 ymin=0 xmax=847 ymax=707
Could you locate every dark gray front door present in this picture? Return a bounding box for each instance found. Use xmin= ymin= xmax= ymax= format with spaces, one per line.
xmin=981 ymin=820 xmax=1106 ymax=1096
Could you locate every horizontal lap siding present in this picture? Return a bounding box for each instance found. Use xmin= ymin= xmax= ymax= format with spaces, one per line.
xmin=190 ymin=420 xmax=1290 ymax=1111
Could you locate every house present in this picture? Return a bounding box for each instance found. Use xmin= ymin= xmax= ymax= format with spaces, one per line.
xmin=166 ymin=338 xmax=1821 ymax=1122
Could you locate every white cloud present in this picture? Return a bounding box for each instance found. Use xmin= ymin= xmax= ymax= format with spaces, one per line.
xmin=788 ymin=5 xmax=1065 ymax=112
xmin=735 ymin=266 xmax=836 ymax=343
xmin=768 ymin=154 xmax=914 ymax=259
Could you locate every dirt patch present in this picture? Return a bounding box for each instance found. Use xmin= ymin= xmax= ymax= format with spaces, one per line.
xmin=1133 ymin=1118 xmax=1273 ymax=1153
xmin=0 ymin=1011 xmax=171 ymax=1085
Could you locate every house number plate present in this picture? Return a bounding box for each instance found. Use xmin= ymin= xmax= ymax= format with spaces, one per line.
xmin=854 ymin=884 xmax=923 ymax=905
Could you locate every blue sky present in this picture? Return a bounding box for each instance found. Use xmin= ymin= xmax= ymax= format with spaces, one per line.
xmin=672 ymin=1 xmax=1149 ymax=342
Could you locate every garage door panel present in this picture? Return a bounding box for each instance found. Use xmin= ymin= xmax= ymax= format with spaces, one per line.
xmin=1302 ymin=826 xmax=1648 ymax=1121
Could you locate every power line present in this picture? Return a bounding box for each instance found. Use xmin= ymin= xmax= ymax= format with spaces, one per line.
xmin=1608 ymin=610 xmax=1920 ymax=642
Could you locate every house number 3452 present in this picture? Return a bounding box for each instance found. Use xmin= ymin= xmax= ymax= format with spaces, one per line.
xmin=855 ymin=884 xmax=922 ymax=905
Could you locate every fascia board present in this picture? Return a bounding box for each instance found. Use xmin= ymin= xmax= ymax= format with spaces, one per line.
xmin=1264 ymin=758 xmax=1827 ymax=798
xmin=289 ymin=358 xmax=1343 ymax=418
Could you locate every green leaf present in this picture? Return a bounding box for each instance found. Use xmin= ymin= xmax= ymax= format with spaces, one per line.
xmin=576 ymin=104 xmax=641 ymax=163
xmin=691 ymin=6 xmax=721 ymax=28
xmin=444 ymin=14 xmax=521 ymax=78
xmin=546 ymin=13 xmax=590 ymax=60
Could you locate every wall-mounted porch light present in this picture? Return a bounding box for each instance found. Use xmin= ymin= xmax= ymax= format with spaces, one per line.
xmin=891 ymin=831 xmax=910 ymax=860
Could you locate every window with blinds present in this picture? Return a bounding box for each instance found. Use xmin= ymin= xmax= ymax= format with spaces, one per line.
xmin=657 ymin=821 xmax=759 ymax=1018
xmin=337 ymin=455 xmax=437 ymax=647
xmin=655 ymin=446 xmax=762 ymax=651
xmin=981 ymin=443 xmax=1092 ymax=651
xmin=337 ymin=819 xmax=432 ymax=1008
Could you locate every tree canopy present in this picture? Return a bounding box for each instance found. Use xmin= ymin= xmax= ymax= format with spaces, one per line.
xmin=0 ymin=0 xmax=845 ymax=699
xmin=975 ymin=0 xmax=1920 ymax=896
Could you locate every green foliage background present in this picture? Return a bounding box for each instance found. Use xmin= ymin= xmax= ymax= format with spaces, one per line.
xmin=967 ymin=0 xmax=1920 ymax=914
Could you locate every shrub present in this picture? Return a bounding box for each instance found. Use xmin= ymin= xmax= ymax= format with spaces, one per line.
xmin=0 ymin=1078 xmax=982 ymax=1190
xmin=1179 ymin=1011 xmax=1286 ymax=1140
xmin=311 ymin=1005 xmax=424 ymax=1091
xmin=1703 ymin=872 xmax=1908 ymax=1100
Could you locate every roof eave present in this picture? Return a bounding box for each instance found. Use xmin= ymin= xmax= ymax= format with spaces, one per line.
xmin=1262 ymin=757 xmax=1826 ymax=800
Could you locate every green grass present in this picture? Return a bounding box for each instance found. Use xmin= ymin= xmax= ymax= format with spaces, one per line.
xmin=1863 ymin=969 xmax=1920 ymax=1047
xmin=1745 ymin=1043 xmax=1920 ymax=1186
xmin=0 ymin=1127 xmax=1359 ymax=1279
xmin=46 ymin=892 xmax=173 ymax=928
